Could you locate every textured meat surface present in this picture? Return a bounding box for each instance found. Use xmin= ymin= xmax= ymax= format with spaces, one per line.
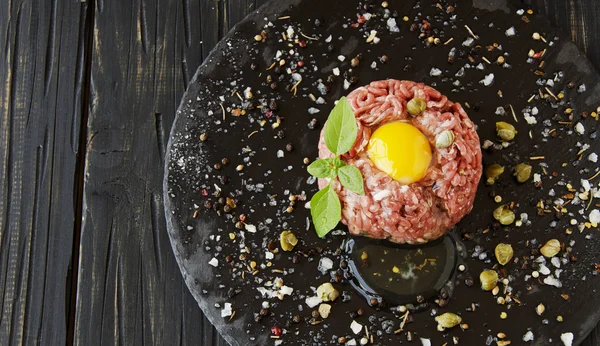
xmin=317 ymin=80 xmax=482 ymax=244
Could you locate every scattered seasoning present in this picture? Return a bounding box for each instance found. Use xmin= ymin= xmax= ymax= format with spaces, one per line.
xmin=494 ymin=243 xmax=514 ymax=265
xmin=540 ymin=239 xmax=561 ymax=258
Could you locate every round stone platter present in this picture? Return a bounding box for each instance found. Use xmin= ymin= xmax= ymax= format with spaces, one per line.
xmin=164 ymin=0 xmax=600 ymax=345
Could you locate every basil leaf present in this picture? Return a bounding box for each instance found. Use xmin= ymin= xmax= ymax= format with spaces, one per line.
xmin=333 ymin=157 xmax=346 ymax=169
xmin=307 ymin=158 xmax=336 ymax=178
xmin=310 ymin=184 xmax=342 ymax=238
xmin=338 ymin=165 xmax=365 ymax=195
xmin=324 ymin=97 xmax=358 ymax=156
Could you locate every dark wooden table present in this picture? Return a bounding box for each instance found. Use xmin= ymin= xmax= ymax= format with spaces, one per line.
xmin=0 ymin=0 xmax=599 ymax=345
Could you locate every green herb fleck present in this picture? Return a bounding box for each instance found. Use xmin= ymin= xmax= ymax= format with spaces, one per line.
xmin=307 ymin=97 xmax=364 ymax=238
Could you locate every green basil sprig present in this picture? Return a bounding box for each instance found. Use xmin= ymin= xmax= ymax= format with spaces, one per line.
xmin=307 ymin=97 xmax=364 ymax=237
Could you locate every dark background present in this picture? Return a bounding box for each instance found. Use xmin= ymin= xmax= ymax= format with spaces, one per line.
xmin=0 ymin=0 xmax=598 ymax=345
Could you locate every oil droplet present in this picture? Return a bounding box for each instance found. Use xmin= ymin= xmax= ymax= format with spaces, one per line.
xmin=341 ymin=235 xmax=460 ymax=305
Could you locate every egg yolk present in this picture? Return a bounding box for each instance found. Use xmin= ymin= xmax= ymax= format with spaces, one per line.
xmin=367 ymin=122 xmax=432 ymax=185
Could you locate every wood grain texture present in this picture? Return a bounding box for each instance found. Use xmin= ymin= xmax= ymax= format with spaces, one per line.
xmin=72 ymin=0 xmax=245 ymax=345
xmin=0 ymin=0 xmax=90 ymax=345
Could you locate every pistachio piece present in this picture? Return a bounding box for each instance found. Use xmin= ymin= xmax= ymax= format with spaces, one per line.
xmin=318 ymin=303 xmax=332 ymax=319
xmin=493 ymin=204 xmax=515 ymax=225
xmin=485 ymin=164 xmax=505 ymax=185
xmin=280 ymin=231 xmax=298 ymax=251
xmin=480 ymin=269 xmax=499 ymax=291
xmin=494 ymin=243 xmax=514 ymax=265
xmin=436 ymin=130 xmax=455 ymax=149
xmin=540 ymin=239 xmax=561 ymax=258
xmin=496 ymin=121 xmax=517 ymax=141
xmin=514 ymin=163 xmax=532 ymax=183
xmin=435 ymin=312 xmax=462 ymax=329
xmin=407 ymin=97 xmax=427 ymax=116
xmin=316 ymin=283 xmax=340 ymax=302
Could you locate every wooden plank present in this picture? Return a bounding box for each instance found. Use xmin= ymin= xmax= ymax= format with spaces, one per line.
xmin=72 ymin=0 xmax=229 ymax=344
xmin=0 ymin=0 xmax=90 ymax=345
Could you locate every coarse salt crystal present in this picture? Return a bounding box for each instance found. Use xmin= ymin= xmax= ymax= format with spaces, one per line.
xmin=387 ymin=18 xmax=400 ymax=32
xmin=208 ymin=258 xmax=219 ymax=267
xmin=305 ymin=296 xmax=322 ymax=308
xmin=462 ymin=37 xmax=474 ymax=47
xmin=480 ymin=73 xmax=494 ymax=86
xmin=318 ymin=257 xmax=334 ymax=274
xmin=350 ymin=320 xmax=363 ymax=334
xmin=338 ymin=55 xmax=345 ymax=62
xmin=346 ymin=340 xmax=357 ymax=346
xmin=588 ymin=153 xmax=598 ymax=162
xmin=543 ymin=276 xmax=562 ymax=287
xmin=221 ymin=302 xmax=232 ymax=317
xmin=575 ymin=122 xmax=585 ymax=134
xmin=523 ymin=331 xmax=534 ymax=342
xmin=279 ymin=285 xmax=293 ymax=296
xmin=332 ymin=67 xmax=340 ymax=76
xmin=245 ymin=224 xmax=257 ymax=233
xmin=561 ymin=332 xmax=574 ymax=346
xmin=277 ymin=150 xmax=284 ymax=158
xmin=505 ymin=26 xmax=516 ymax=36
xmin=430 ymin=67 xmax=442 ymax=77
xmin=589 ymin=209 xmax=600 ymax=224
xmin=582 ymin=179 xmax=591 ymax=191
xmin=266 ymin=251 xmax=274 ymax=260
xmin=420 ymin=338 xmax=432 ymax=346
xmin=533 ymin=173 xmax=541 ymax=183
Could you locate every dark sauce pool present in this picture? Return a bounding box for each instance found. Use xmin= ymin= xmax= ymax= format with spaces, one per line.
xmin=341 ymin=233 xmax=466 ymax=308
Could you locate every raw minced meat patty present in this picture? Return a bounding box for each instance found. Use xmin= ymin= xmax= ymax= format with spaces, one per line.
xmin=317 ymin=80 xmax=482 ymax=244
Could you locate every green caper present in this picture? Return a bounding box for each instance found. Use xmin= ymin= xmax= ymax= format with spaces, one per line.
xmin=540 ymin=239 xmax=561 ymax=258
xmin=435 ymin=312 xmax=462 ymax=329
xmin=485 ymin=164 xmax=505 ymax=185
xmin=496 ymin=121 xmax=517 ymax=141
xmin=494 ymin=243 xmax=514 ymax=265
xmin=480 ymin=269 xmax=499 ymax=291
xmin=514 ymin=163 xmax=532 ymax=183
xmin=316 ymin=283 xmax=340 ymax=302
xmin=435 ymin=130 xmax=455 ymax=149
xmin=493 ymin=204 xmax=515 ymax=225
xmin=280 ymin=231 xmax=298 ymax=251
xmin=407 ymin=97 xmax=427 ymax=116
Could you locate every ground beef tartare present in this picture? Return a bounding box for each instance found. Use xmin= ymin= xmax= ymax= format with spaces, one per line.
xmin=317 ymin=80 xmax=482 ymax=244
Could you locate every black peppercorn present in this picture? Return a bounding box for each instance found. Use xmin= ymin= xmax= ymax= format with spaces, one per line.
xmin=260 ymin=308 xmax=269 ymax=316
xmin=357 ymin=308 xmax=364 ymax=316
xmin=292 ymin=255 xmax=299 ymax=264
xmin=314 ymin=18 xmax=322 ymax=27
xmin=293 ymin=315 xmax=301 ymax=323
xmin=349 ymin=311 xmax=358 ymax=319
xmin=235 ymin=221 xmax=243 ymax=229
xmin=204 ymin=201 xmax=212 ymax=209
xmin=269 ymin=99 xmax=278 ymax=110
xmin=277 ymin=130 xmax=285 ymax=139
xmin=223 ymin=205 xmax=232 ymax=213
xmin=221 ymin=158 xmax=229 ymax=165
xmin=219 ymin=176 xmax=229 ymax=185
xmin=250 ymin=62 xmax=257 ymax=70
xmin=327 ymin=44 xmax=334 ymax=52
xmin=311 ymin=310 xmax=319 ymax=318
xmin=286 ymin=143 xmax=293 ymax=152
xmin=214 ymin=163 xmax=221 ymax=170
xmin=218 ymin=197 xmax=225 ymax=205
xmin=416 ymin=295 xmax=425 ymax=303
xmin=270 ymin=82 xmax=277 ymax=90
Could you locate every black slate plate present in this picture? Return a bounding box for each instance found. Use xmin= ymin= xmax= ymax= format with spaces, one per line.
xmin=164 ymin=0 xmax=600 ymax=345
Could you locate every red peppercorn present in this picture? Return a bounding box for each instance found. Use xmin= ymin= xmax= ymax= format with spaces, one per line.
xmin=201 ymin=189 xmax=208 ymax=196
xmin=298 ymin=41 xmax=306 ymax=48
xmin=271 ymin=326 xmax=282 ymax=336
xmin=297 ymin=60 xmax=304 ymax=67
